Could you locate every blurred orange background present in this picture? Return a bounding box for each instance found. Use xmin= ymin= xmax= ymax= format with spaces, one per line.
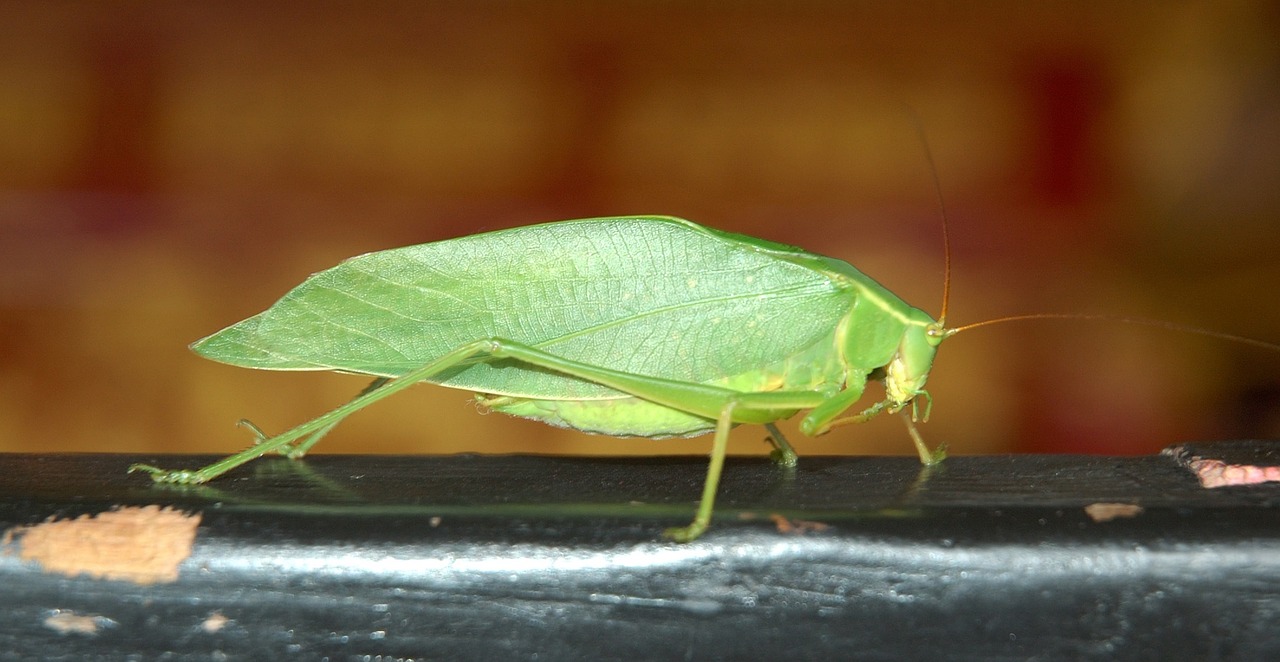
xmin=1 ymin=2 xmax=1277 ymax=461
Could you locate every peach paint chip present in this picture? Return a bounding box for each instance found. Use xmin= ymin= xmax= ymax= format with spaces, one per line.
xmin=1084 ymin=503 xmax=1144 ymax=522
xmin=1188 ymin=459 xmax=1280 ymax=489
xmin=768 ymin=513 xmax=830 ymax=535
xmin=201 ymin=611 xmax=230 ymax=634
xmin=43 ymin=610 xmax=117 ymax=635
xmin=3 ymin=505 xmax=201 ymax=585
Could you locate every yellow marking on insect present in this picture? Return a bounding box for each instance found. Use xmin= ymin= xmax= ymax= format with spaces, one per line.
xmin=885 ymin=357 xmax=917 ymax=404
xmin=762 ymin=374 xmax=787 ymax=391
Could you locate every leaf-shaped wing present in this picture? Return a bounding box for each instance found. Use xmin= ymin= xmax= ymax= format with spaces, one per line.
xmin=193 ymin=216 xmax=852 ymax=399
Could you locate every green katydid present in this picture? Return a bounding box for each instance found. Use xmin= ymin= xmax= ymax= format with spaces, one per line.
xmin=129 ymin=209 xmax=1280 ymax=540
xmin=130 ymin=214 xmax=961 ymax=541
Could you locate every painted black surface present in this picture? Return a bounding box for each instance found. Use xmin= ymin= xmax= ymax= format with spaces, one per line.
xmin=1 ymin=444 xmax=1279 ymax=660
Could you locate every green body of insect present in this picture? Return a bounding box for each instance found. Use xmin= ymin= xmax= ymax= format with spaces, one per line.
xmin=131 ymin=216 xmax=949 ymax=541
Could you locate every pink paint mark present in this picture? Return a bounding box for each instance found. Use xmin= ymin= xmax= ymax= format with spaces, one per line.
xmin=1188 ymin=458 xmax=1280 ymax=489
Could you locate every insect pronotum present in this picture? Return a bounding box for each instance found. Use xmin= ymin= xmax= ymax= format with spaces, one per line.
xmin=129 ymin=213 xmax=1277 ymax=542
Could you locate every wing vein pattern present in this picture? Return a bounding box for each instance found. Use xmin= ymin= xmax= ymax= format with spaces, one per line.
xmin=193 ymin=217 xmax=853 ymax=399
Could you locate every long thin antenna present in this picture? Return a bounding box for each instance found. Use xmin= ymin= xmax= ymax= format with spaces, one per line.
xmin=946 ymin=312 xmax=1280 ymax=354
xmin=899 ymin=112 xmax=1280 ymax=358
xmin=907 ymin=111 xmax=953 ymax=325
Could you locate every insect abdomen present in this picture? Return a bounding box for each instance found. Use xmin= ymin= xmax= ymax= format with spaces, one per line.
xmin=479 ymin=395 xmax=718 ymax=438
xmin=481 ymin=329 xmax=847 ymax=437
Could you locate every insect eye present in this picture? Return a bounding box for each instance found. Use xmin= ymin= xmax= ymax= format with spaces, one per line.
xmin=923 ymin=324 xmax=948 ymax=346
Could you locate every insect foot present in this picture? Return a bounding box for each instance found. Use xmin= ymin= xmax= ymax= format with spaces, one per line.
xmin=127 ymin=464 xmax=206 ymax=485
xmin=663 ymin=521 xmax=709 ymax=543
